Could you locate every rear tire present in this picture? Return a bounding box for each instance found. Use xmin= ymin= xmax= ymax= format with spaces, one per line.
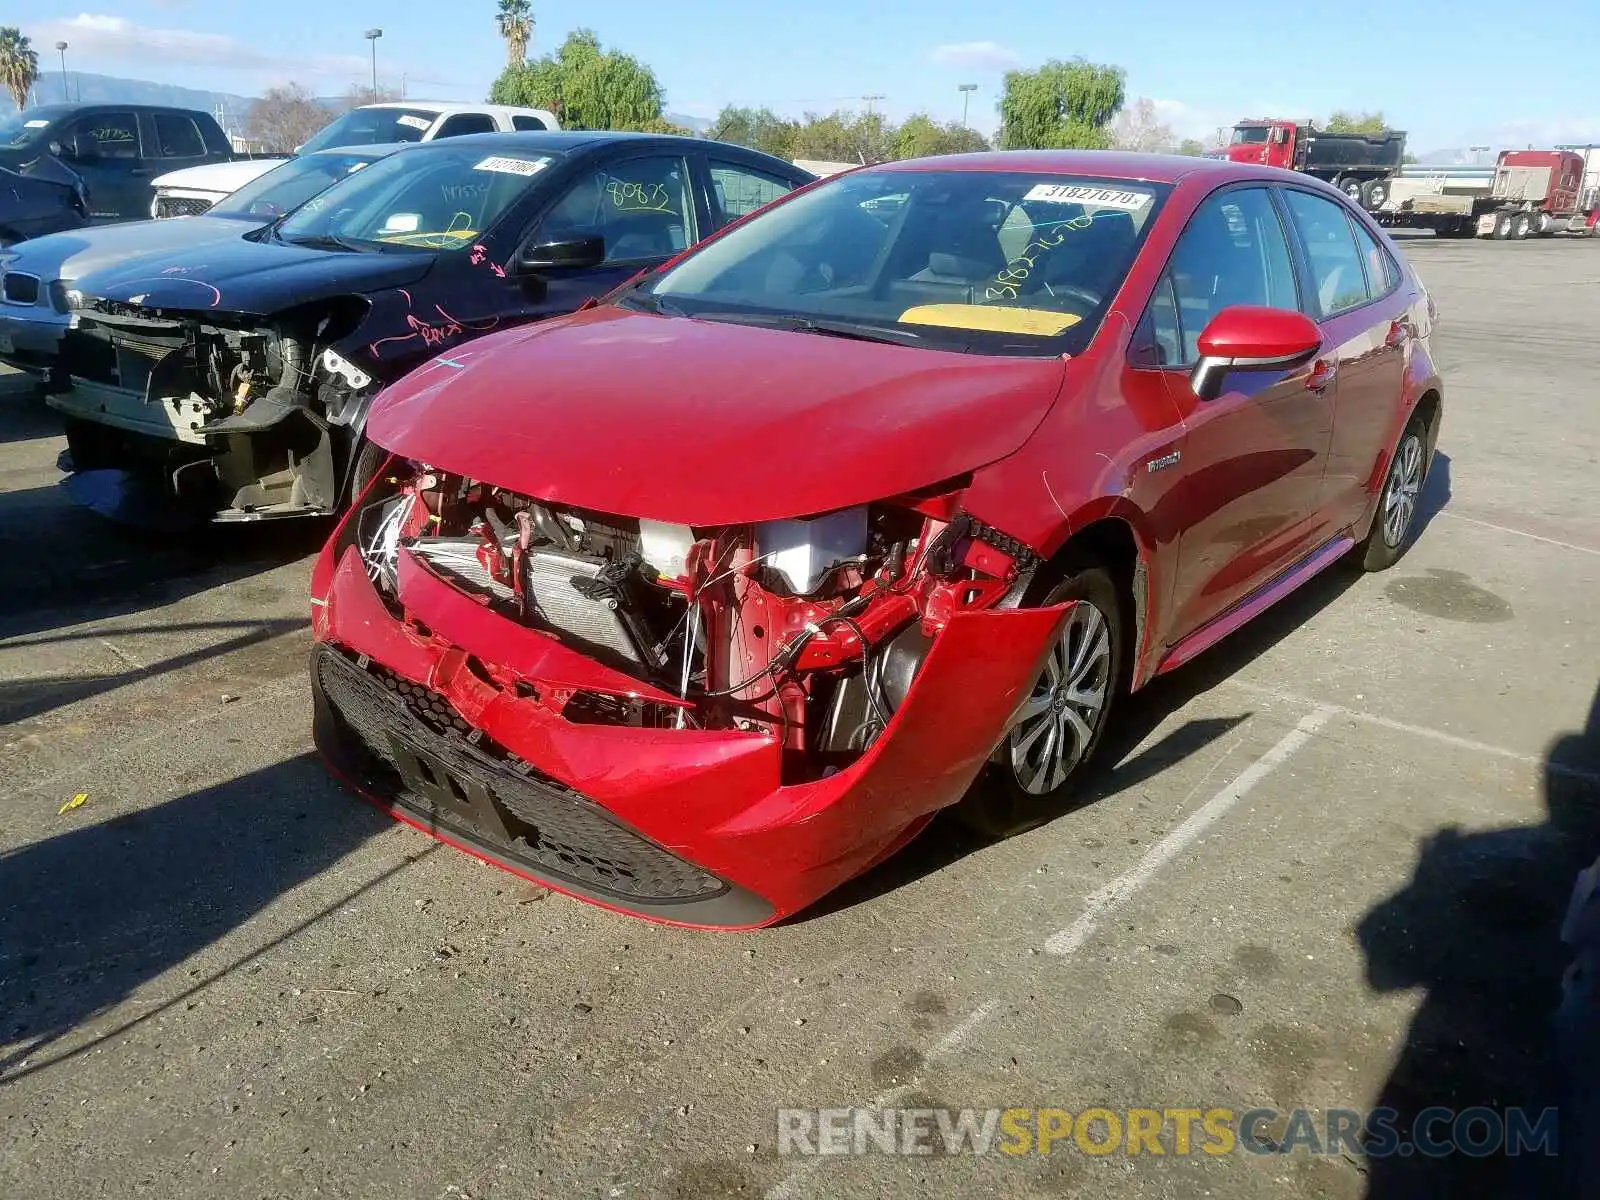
xmin=1361 ymin=178 xmax=1389 ymax=209
xmin=1356 ymin=410 xmax=1430 ymax=572
xmin=1492 ymin=212 xmax=1514 ymax=240
xmin=1512 ymin=213 xmax=1532 ymax=239
xmin=1338 ymin=176 xmax=1365 ymax=204
xmin=953 ymin=554 xmax=1125 ymax=839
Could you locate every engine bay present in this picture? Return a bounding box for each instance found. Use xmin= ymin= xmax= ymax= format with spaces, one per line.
xmin=351 ymin=461 xmax=1039 ymax=778
xmin=59 ymin=301 xmax=371 ymax=516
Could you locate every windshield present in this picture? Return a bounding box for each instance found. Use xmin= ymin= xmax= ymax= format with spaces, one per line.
xmin=214 ymin=152 xmax=382 ymax=220
xmin=638 ymin=169 xmax=1167 ymax=355
xmin=298 ymin=107 xmax=441 ymax=153
xmin=274 ymin=143 xmax=559 ymax=251
xmin=1231 ymin=126 xmax=1271 ymax=145
xmin=0 ymin=108 xmax=64 ymax=151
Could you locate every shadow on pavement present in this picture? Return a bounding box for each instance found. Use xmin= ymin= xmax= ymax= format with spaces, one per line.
xmin=0 ymin=754 xmax=395 ymax=1081
xmin=1356 ymin=682 xmax=1600 ymax=1198
xmin=0 ymin=480 xmax=327 ymax=642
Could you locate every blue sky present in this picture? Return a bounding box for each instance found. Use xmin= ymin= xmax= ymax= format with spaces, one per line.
xmin=19 ymin=0 xmax=1600 ymax=153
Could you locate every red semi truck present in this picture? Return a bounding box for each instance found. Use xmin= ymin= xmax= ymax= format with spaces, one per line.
xmin=1375 ymin=149 xmax=1600 ymax=239
xmin=1224 ymin=118 xmax=1406 ymax=210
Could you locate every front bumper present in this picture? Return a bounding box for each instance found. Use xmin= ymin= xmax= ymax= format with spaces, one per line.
xmin=0 ymin=308 xmax=67 ymax=378
xmin=48 ymin=378 xmax=210 ymax=444
xmin=310 ymin=542 xmax=1068 ymax=927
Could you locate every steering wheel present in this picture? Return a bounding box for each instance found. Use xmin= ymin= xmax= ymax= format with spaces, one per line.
xmin=1036 ymin=282 xmax=1103 ymax=311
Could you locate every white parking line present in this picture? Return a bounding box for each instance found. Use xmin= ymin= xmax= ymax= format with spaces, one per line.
xmin=1044 ymin=706 xmax=1336 ymax=955
xmin=765 ymin=705 xmax=1335 ymax=1200
xmin=1225 ymin=680 xmax=1600 ymax=786
xmin=1437 ymin=510 xmax=1600 ymax=557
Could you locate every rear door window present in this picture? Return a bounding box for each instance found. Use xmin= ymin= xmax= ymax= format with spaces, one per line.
xmin=511 ymin=114 xmax=548 ymax=132
xmin=1280 ymin=189 xmax=1374 ymax=317
xmin=708 ymin=161 xmax=797 ymax=223
xmin=433 ymin=113 xmax=497 ymax=138
xmin=1349 ymin=216 xmax=1399 ymax=297
xmin=153 ymin=113 xmax=206 ymax=159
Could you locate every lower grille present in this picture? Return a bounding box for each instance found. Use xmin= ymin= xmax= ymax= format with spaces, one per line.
xmin=1 ymin=272 xmax=40 ymax=306
xmin=155 ymin=195 xmax=215 ymax=218
xmin=314 ymin=647 xmax=728 ymax=905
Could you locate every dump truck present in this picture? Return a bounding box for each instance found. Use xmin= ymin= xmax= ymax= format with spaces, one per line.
xmin=1223 ymin=118 xmax=1406 ymax=209
xmin=1375 ymin=149 xmax=1600 ymax=239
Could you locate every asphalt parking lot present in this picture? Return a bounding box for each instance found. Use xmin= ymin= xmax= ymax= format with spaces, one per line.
xmin=2 ymin=234 xmax=1597 ymax=1200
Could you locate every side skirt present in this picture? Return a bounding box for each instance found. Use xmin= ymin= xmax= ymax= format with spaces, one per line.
xmin=1152 ymin=534 xmax=1355 ymax=678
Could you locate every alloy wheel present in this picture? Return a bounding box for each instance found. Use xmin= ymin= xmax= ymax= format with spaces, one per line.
xmin=1008 ymin=601 xmax=1112 ymax=795
xmin=1382 ymin=432 xmax=1424 ymax=548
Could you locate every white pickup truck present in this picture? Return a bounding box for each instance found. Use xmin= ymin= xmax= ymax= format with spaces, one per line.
xmin=150 ymin=101 xmax=560 ymax=218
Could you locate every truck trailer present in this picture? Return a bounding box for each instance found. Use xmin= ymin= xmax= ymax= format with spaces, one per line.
xmin=1224 ymin=118 xmax=1406 ymax=209
xmin=1374 ymin=149 xmax=1600 ymax=239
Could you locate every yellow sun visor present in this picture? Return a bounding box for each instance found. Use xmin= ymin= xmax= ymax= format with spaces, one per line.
xmin=897 ymin=304 xmax=1082 ymax=336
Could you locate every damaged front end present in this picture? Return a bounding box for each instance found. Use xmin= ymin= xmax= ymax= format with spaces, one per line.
xmin=309 ymin=459 xmax=1071 ymax=926
xmin=50 ymin=296 xmax=373 ymax=522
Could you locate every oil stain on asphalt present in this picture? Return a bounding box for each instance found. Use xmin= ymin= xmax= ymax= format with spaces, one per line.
xmin=1383 ymin=569 xmax=1514 ymax=623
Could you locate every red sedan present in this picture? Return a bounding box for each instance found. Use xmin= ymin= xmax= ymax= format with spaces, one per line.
xmin=307 ymin=151 xmax=1441 ymax=928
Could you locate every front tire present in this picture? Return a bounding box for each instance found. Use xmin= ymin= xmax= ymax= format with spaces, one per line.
xmin=1356 ymin=412 xmax=1430 ymax=571
xmin=954 ymin=556 xmax=1124 ymax=838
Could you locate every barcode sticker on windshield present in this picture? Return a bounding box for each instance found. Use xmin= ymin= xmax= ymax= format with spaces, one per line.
xmin=396 ymin=115 xmax=432 ymax=131
xmin=1024 ymin=184 xmax=1151 ymax=210
xmin=474 ymin=155 xmax=549 ymax=176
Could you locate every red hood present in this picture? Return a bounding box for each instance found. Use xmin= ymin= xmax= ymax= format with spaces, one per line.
xmin=364 ymin=306 xmax=1066 ymax=525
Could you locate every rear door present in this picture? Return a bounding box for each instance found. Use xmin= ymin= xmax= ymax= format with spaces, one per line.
xmin=1276 ymin=186 xmax=1410 ymax=529
xmin=1149 ymin=183 xmax=1336 ymax=642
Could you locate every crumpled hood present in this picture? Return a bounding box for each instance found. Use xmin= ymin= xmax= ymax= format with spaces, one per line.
xmin=80 ymin=235 xmax=437 ymax=316
xmin=365 ymin=305 xmax=1067 ymax=525
xmin=3 ymin=215 xmax=261 ymax=284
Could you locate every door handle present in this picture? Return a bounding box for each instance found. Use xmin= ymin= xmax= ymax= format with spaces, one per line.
xmin=1306 ymin=358 xmax=1337 ymax=393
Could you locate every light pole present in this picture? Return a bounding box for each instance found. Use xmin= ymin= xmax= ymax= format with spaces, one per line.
xmin=958 ymin=83 xmax=977 ymax=129
xmin=364 ymin=28 xmax=382 ymax=96
xmin=55 ymin=42 xmax=68 ymax=103
xmin=1469 ymin=144 xmax=1489 ymax=166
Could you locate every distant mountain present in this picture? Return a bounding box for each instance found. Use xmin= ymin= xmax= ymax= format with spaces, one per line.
xmin=5 ymin=72 xmax=257 ymax=128
xmin=666 ymin=112 xmax=713 ymax=135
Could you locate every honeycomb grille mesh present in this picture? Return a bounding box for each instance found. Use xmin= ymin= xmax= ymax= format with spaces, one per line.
xmin=154 ymin=195 xmax=215 ymax=218
xmin=316 ymin=648 xmax=726 ymax=903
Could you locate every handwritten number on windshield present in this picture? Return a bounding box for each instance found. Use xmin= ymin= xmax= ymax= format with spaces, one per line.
xmin=983 ymin=213 xmax=1093 ymax=302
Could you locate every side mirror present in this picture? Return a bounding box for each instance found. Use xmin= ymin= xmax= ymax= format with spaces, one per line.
xmin=1189 ymin=305 xmax=1321 ymax=401
xmin=48 ymin=140 xmax=66 ymax=158
xmin=516 ymin=234 xmax=606 ymax=273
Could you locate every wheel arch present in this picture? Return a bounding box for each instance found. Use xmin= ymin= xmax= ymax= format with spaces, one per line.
xmin=1031 ymin=510 xmax=1157 ymax=694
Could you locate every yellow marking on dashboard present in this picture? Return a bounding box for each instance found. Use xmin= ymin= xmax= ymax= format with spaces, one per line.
xmin=375 ymin=229 xmax=480 ymax=247
xmin=897 ymin=304 xmax=1082 ymax=336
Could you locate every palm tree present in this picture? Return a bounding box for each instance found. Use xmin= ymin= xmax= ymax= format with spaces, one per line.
xmin=0 ymin=27 xmax=39 ymax=111
xmin=496 ymin=0 xmax=534 ymax=66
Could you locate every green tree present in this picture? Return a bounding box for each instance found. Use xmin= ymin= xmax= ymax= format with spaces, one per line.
xmin=709 ymin=105 xmax=799 ymax=158
xmin=1325 ymin=110 xmax=1388 ymax=135
xmin=489 ymin=28 xmax=670 ymax=132
xmin=893 ymin=112 xmax=989 ymax=159
xmin=496 ymin=0 xmax=535 ymax=66
xmin=1176 ymin=137 xmax=1206 ymax=156
xmin=0 ymin=27 xmax=39 ymax=111
xmin=998 ymin=57 xmax=1125 ymax=150
xmin=790 ymin=109 xmax=895 ymax=164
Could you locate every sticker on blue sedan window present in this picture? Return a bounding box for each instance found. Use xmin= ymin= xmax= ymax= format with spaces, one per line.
xmin=474 ymin=155 xmax=550 ymax=177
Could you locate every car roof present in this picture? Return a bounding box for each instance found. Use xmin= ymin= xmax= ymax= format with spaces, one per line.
xmin=860 ymin=149 xmax=1287 ymax=187
xmin=397 ymin=130 xmax=722 ymax=154
xmin=361 ymin=101 xmax=556 ymax=117
xmin=303 ymin=141 xmax=412 ymax=159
